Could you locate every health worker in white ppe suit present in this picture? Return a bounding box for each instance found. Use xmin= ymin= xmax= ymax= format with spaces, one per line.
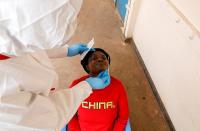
xmin=0 ymin=0 xmax=110 ymax=131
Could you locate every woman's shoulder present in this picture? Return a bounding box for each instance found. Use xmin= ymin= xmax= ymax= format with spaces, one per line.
xmin=110 ymin=76 xmax=122 ymax=84
xmin=110 ymin=76 xmax=125 ymax=88
xmin=75 ymin=75 xmax=89 ymax=81
xmin=69 ymin=75 xmax=89 ymax=88
xmin=110 ymin=76 xmax=127 ymax=94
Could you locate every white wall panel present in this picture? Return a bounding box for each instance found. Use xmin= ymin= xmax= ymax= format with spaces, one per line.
xmin=131 ymin=0 xmax=200 ymax=130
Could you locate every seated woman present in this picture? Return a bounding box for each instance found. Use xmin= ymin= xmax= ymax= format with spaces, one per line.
xmin=68 ymin=48 xmax=130 ymax=131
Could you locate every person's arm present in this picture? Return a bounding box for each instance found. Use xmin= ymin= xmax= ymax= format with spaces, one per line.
xmin=46 ymin=45 xmax=69 ymax=59
xmin=46 ymin=44 xmax=88 ymax=59
xmin=49 ymin=80 xmax=92 ymax=130
xmin=113 ymin=81 xmax=129 ymax=131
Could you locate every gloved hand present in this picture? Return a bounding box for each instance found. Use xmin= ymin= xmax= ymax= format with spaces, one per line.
xmin=125 ymin=119 xmax=131 ymax=131
xmin=67 ymin=43 xmax=88 ymax=57
xmin=86 ymin=70 xmax=110 ymax=89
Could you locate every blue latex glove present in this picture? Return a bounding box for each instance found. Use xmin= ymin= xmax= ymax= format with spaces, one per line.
xmin=61 ymin=126 xmax=67 ymax=131
xmin=86 ymin=70 xmax=110 ymax=89
xmin=67 ymin=44 xmax=88 ymax=57
xmin=125 ymin=119 xmax=131 ymax=131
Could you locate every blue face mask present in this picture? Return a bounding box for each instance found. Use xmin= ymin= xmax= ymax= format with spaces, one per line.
xmin=86 ymin=70 xmax=110 ymax=90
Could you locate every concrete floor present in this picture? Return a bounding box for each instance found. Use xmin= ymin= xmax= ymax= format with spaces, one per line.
xmin=53 ymin=0 xmax=171 ymax=130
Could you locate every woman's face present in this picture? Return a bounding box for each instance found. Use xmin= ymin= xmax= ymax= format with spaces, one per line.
xmin=87 ymin=51 xmax=109 ymax=76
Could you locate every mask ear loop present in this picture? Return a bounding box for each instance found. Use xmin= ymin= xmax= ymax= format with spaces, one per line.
xmin=107 ymin=54 xmax=110 ymax=75
xmin=107 ymin=66 xmax=110 ymax=76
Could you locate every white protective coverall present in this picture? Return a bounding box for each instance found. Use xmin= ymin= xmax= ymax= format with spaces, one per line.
xmin=0 ymin=0 xmax=82 ymax=56
xmin=0 ymin=48 xmax=92 ymax=131
xmin=0 ymin=0 xmax=92 ymax=131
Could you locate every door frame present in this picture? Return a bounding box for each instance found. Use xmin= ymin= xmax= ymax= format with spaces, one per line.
xmin=124 ymin=0 xmax=143 ymax=39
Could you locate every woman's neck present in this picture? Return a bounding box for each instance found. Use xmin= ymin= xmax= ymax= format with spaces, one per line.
xmin=89 ymin=72 xmax=100 ymax=77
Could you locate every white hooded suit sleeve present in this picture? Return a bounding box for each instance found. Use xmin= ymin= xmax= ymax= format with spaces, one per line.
xmin=0 ymin=81 xmax=92 ymax=131
xmin=46 ymin=45 xmax=69 ymax=59
xmin=48 ymin=81 xmax=92 ymax=130
xmin=0 ymin=51 xmax=92 ymax=131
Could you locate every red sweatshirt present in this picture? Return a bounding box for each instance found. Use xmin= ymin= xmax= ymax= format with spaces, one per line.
xmin=68 ymin=75 xmax=129 ymax=131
